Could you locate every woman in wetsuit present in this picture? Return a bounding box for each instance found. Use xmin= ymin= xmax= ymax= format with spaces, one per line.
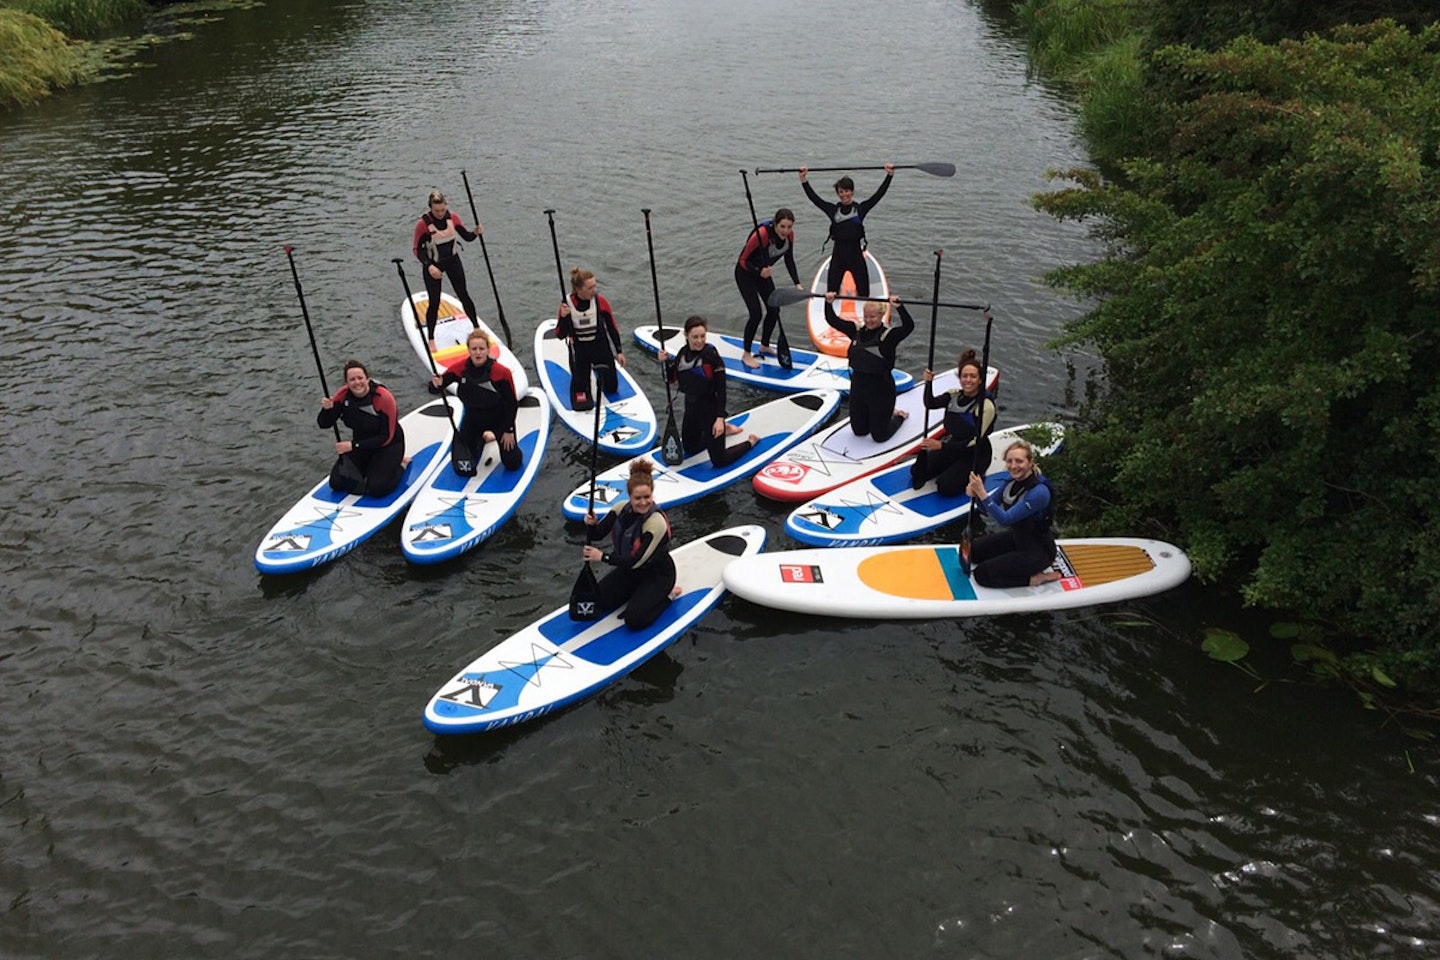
xmin=556 ymin=266 xmax=626 ymax=411
xmin=429 ymin=328 xmax=522 ymax=471
xmin=317 ymin=360 xmax=406 ymax=497
xmin=412 ymin=189 xmax=482 ymax=353
xmin=735 ymin=207 xmax=803 ymax=369
xmin=582 ymin=459 xmax=682 ymax=629
xmin=657 ymin=316 xmax=760 ymax=467
xmin=824 ymin=292 xmax=914 ymax=443
xmin=964 ymin=440 xmax=1062 ymax=588
xmin=800 ymin=163 xmax=894 ymax=298
xmin=910 ymin=348 xmax=995 ymax=496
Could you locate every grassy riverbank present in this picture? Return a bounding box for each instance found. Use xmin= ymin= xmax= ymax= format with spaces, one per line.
xmin=0 ymin=0 xmax=148 ymax=109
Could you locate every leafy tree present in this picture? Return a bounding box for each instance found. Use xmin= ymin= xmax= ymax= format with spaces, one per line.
xmin=1036 ymin=21 xmax=1440 ymax=680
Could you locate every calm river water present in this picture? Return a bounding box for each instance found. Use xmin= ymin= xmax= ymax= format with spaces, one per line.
xmin=2 ymin=1 xmax=1437 ymax=957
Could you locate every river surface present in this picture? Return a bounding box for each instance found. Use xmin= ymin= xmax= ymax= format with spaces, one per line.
xmin=2 ymin=1 xmax=1437 ymax=957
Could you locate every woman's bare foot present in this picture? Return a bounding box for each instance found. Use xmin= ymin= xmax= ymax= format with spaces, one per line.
xmin=1030 ymin=570 xmax=1063 ymax=587
xmin=401 ymin=456 xmax=413 ymax=468
xmin=741 ymin=351 xmax=761 ymax=369
xmin=759 ymin=344 xmax=778 ymax=357
xmin=669 ymin=586 xmax=683 ymax=600
xmin=894 ymin=408 xmax=909 ymax=421
xmin=747 ymin=433 xmax=761 ymax=445
xmin=725 ymin=423 xmax=743 ymax=436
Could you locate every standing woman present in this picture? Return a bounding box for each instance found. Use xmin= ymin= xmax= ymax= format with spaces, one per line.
xmin=800 ymin=162 xmax=894 ymax=298
xmin=910 ymin=348 xmax=995 ymax=495
xmin=657 ymin=316 xmax=761 ymax=468
xmin=556 ymin=266 xmax=625 ymax=411
xmin=318 ymin=360 xmax=407 ymax=497
xmin=582 ymin=460 xmax=683 ymax=629
xmin=429 ymin=328 xmax=523 ymax=471
xmin=964 ymin=440 xmax=1062 ymax=588
xmin=824 ymin=292 xmax=913 ymax=442
xmin=735 ymin=207 xmax=803 ymax=369
xmin=413 ymin=189 xmax=482 ymax=353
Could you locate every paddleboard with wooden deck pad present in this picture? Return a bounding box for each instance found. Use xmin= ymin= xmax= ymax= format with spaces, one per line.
xmin=398 ymin=292 xmax=528 ymax=399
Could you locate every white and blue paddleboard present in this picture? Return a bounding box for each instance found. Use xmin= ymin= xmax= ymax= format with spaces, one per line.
xmin=560 ymin=390 xmax=842 ymax=521
xmin=632 ymin=325 xmax=915 ymax=397
xmin=752 ymin=367 xmax=1001 ymax=502
xmin=399 ymin=391 xmax=553 ymax=565
xmin=255 ymin=397 xmax=460 ymax=575
xmin=535 ymin=317 xmax=657 ymax=456
xmin=783 ymin=423 xmax=1065 ymax=547
xmin=422 ymin=524 xmax=767 ymax=734
xmin=399 ymin=292 xmax=528 ymax=398
xmin=721 ymin=537 xmax=1191 ymax=619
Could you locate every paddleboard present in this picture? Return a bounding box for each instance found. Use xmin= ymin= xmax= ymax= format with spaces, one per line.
xmin=805 ymin=251 xmax=889 ymax=357
xmin=783 ymin=423 xmax=1065 ymax=547
xmin=560 ymin=390 xmax=842 ymax=521
xmin=752 ymin=367 xmax=1001 ymax=502
xmin=722 ymin=538 xmax=1191 ymax=619
xmin=255 ymin=396 xmax=460 ymax=575
xmin=535 ymin=317 xmax=658 ymax=456
xmin=632 ymin=325 xmax=914 ymax=397
xmin=398 ymin=292 xmax=528 ymax=398
xmin=399 ymin=390 xmax=553 ymax=565
xmin=422 ymin=524 xmax=767 ymax=734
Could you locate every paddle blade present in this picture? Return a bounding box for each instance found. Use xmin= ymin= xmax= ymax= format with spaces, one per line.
xmin=776 ymin=323 xmax=793 ymax=371
xmin=570 ymin=563 xmax=601 ymax=620
xmin=661 ymin=410 xmax=684 ymax=466
xmin=450 ymin=437 xmax=479 ymax=478
xmin=960 ymin=532 xmax=972 ymax=577
xmin=914 ymin=162 xmax=957 ymax=177
xmin=767 ymin=286 xmax=811 ymax=309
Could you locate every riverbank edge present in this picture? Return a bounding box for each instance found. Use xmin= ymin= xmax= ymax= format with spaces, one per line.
xmin=0 ymin=0 xmax=152 ymax=111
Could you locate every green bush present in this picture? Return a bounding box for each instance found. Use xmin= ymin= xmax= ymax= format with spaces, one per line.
xmin=0 ymin=8 xmax=86 ymax=108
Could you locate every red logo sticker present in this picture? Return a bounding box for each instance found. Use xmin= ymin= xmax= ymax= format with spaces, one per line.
xmin=779 ymin=564 xmax=823 ymax=584
xmin=760 ymin=462 xmax=809 ymax=484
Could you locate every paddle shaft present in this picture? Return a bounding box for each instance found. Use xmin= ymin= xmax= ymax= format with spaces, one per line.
xmin=284 ymin=245 xmax=341 ymax=442
xmin=921 ymin=249 xmax=943 ymax=439
xmin=754 ymin=162 xmax=955 ymax=177
xmin=768 ymin=287 xmax=988 ymax=312
xmin=641 ymin=208 xmax=683 ymax=464
xmin=460 ymin=170 xmax=512 ymax=348
xmin=393 ymin=258 xmax=464 ymax=439
xmin=964 ymin=308 xmax=996 ymax=558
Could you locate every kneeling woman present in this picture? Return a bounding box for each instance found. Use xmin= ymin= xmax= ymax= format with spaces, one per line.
xmin=429 ymin=328 xmax=522 ymax=471
xmin=963 ymin=440 xmax=1062 ymax=588
xmin=582 ymin=460 xmax=682 ymax=629
xmin=657 ymin=316 xmax=760 ymax=468
xmin=825 ymin=291 xmax=913 ymax=442
xmin=910 ymin=348 xmax=995 ymax=495
xmin=318 ymin=360 xmax=406 ymax=497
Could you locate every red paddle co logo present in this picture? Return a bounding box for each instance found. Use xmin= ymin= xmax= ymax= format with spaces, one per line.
xmin=759 ymin=462 xmax=808 ymax=484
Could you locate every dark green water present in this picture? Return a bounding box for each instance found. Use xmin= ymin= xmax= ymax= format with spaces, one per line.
xmin=2 ymin=1 xmax=1435 ymax=957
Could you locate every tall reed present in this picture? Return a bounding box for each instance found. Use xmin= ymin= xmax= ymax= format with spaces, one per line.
xmin=0 ymin=8 xmax=88 ymax=109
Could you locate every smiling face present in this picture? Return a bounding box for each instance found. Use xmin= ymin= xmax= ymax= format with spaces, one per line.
xmin=958 ymin=363 xmax=982 ymax=397
xmin=685 ymin=324 xmax=707 ymax=351
xmin=836 ymin=186 xmax=854 ymax=205
xmin=1003 ymin=443 xmax=1035 ymax=481
xmin=629 ymin=484 xmax=655 ymax=512
xmin=345 ymin=365 xmax=371 ymax=397
xmin=861 ymin=302 xmax=884 ymax=330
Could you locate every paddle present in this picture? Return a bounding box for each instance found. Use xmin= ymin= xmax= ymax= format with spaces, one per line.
xmin=739 ymin=168 xmax=792 ymax=370
xmin=544 ymin=208 xmax=594 ymax=411
xmin=460 ymin=169 xmax=512 ymax=348
xmin=284 ymin=246 xmax=341 ymax=443
xmin=570 ymin=365 xmax=608 ymax=621
xmin=766 ymin=287 xmax=989 ymax=312
xmin=393 ymin=257 xmax=477 ymax=477
xmin=642 ymin=208 xmax=684 ymax=466
xmin=754 ymin=162 xmax=956 ymax=177
xmin=914 ymin=249 xmax=944 ymax=486
xmin=961 ymin=306 xmax=996 ymax=576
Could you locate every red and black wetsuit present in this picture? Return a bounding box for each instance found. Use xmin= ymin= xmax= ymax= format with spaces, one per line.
xmin=826 ymin=301 xmax=914 ymax=443
xmin=587 ymin=504 xmax=675 ymax=629
xmin=433 ymin=355 xmax=522 ymax=471
xmin=555 ymin=293 xmax=623 ymax=407
xmin=666 ymin=341 xmax=754 ymax=468
xmin=803 ymin=173 xmax=892 ymax=297
xmin=734 ymin=221 xmax=801 ymax=356
xmin=317 ymin=383 xmax=406 ymax=496
xmin=412 ymin=210 xmax=479 ymax=339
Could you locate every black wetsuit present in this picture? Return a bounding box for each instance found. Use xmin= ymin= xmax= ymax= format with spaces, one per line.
xmin=588 ymin=504 xmax=675 ymax=629
xmin=555 ymin=293 xmax=623 ymax=409
xmin=910 ymin=385 xmax=995 ymax=497
xmin=972 ymin=472 xmax=1057 ymax=588
xmin=432 ymin=355 xmax=522 ymax=471
xmin=802 ymin=173 xmax=891 ymax=297
xmin=734 ymin=221 xmax=800 ymax=356
xmin=317 ymin=383 xmax=406 ymax=497
xmin=412 ymin=211 xmax=479 ymax=339
xmin=667 ymin=341 xmax=754 ymax=468
xmin=826 ymin=301 xmax=914 ymax=443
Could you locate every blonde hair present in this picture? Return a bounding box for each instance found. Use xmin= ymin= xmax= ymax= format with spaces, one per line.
xmin=1003 ymin=439 xmax=1037 ymax=467
xmin=466 ymin=328 xmax=490 ymax=349
xmin=427 ymin=189 xmax=446 ymax=206
xmin=570 ymin=267 xmax=595 ymax=297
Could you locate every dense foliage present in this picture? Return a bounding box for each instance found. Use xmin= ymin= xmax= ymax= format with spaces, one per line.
xmin=1035 ymin=20 xmax=1440 ymax=680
